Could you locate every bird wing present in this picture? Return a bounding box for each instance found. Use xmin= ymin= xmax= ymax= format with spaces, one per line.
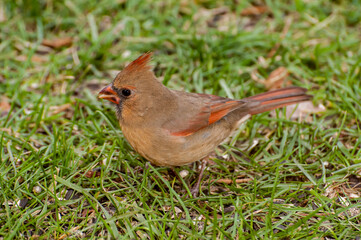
xmin=168 ymin=93 xmax=244 ymax=137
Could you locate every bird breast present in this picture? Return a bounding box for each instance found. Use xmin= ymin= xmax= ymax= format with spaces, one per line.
xmin=120 ymin=115 xmax=238 ymax=166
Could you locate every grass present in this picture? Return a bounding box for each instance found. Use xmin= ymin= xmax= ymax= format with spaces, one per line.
xmin=1 ymin=0 xmax=361 ymax=238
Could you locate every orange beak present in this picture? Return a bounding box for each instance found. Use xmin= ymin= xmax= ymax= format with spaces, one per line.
xmin=98 ymin=84 xmax=120 ymax=104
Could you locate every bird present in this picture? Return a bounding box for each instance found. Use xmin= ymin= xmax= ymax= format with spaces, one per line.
xmin=98 ymin=52 xmax=312 ymax=196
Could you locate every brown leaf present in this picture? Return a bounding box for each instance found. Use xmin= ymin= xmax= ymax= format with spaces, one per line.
xmin=49 ymin=103 xmax=72 ymax=115
xmin=85 ymin=168 xmax=101 ymax=178
xmin=42 ymin=37 xmax=73 ymax=49
xmin=193 ymin=7 xmax=237 ymax=33
xmin=0 ymin=2 xmax=6 ymax=22
xmin=241 ymin=6 xmax=268 ymax=16
xmin=265 ymin=67 xmax=290 ymax=90
xmin=58 ymin=226 xmax=82 ymax=240
xmin=215 ymin=178 xmax=253 ymax=184
xmin=250 ymin=69 xmax=262 ymax=83
xmin=271 ymin=101 xmax=326 ymax=122
xmin=15 ymin=55 xmax=48 ymax=63
xmin=323 ymin=181 xmax=361 ymax=200
xmin=0 ymin=128 xmax=20 ymax=138
xmin=0 ymin=96 xmax=10 ymax=114
xmin=14 ymin=41 xmax=53 ymax=54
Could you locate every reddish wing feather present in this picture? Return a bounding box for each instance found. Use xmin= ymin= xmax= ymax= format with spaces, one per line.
xmin=171 ymin=94 xmax=243 ymax=136
xmin=208 ymin=100 xmax=242 ymax=125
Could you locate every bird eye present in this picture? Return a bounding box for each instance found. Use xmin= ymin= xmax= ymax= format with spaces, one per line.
xmin=121 ymin=88 xmax=131 ymax=97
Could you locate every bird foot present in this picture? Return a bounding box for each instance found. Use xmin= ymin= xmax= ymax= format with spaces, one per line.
xmin=190 ymin=183 xmax=200 ymax=198
xmin=189 ymin=158 xmax=208 ymax=197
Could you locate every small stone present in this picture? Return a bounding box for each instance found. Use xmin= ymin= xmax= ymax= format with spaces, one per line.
xmin=179 ymin=170 xmax=189 ymax=178
xmin=122 ymin=50 xmax=131 ymax=58
xmin=33 ymin=186 xmax=42 ymax=194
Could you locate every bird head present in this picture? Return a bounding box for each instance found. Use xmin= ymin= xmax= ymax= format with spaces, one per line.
xmin=98 ymin=52 xmax=169 ymax=124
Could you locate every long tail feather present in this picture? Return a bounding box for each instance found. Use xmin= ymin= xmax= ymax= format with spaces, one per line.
xmin=244 ymin=86 xmax=312 ymax=115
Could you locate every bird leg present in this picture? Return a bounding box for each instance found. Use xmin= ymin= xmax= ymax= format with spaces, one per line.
xmin=190 ymin=157 xmax=208 ymax=197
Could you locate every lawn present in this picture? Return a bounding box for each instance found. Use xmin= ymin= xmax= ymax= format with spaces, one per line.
xmin=1 ymin=0 xmax=361 ymax=239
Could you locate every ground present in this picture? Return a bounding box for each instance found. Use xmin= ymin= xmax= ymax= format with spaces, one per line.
xmin=0 ymin=0 xmax=361 ymax=239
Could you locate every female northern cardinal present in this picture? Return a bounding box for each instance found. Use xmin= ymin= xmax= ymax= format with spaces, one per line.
xmin=98 ymin=53 xmax=312 ymax=195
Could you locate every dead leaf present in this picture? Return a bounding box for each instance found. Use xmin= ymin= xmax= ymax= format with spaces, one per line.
xmin=323 ymin=180 xmax=361 ymax=211
xmin=241 ymin=6 xmax=269 ymax=16
xmin=193 ymin=7 xmax=238 ymax=33
xmin=49 ymin=103 xmax=72 ymax=115
xmin=339 ymin=207 xmax=360 ymax=218
xmin=14 ymin=41 xmax=53 ymax=54
xmin=215 ymin=178 xmax=253 ymax=184
xmin=58 ymin=226 xmax=82 ymax=240
xmin=0 ymin=96 xmax=10 ymax=113
xmin=265 ymin=67 xmax=291 ymax=90
xmin=215 ymin=11 xmax=237 ymax=32
xmin=257 ymin=56 xmax=269 ymax=68
xmin=85 ymin=168 xmax=101 ymax=178
xmin=160 ymin=206 xmax=171 ymax=212
xmin=15 ymin=55 xmax=48 ymax=63
xmin=0 ymin=128 xmax=20 ymax=138
xmin=208 ymin=185 xmax=229 ymax=194
xmin=251 ymin=69 xmax=262 ymax=83
xmin=271 ymin=101 xmax=325 ymax=121
xmin=179 ymin=0 xmax=193 ymax=15
xmin=0 ymin=2 xmax=6 ymax=22
xmin=42 ymin=37 xmax=73 ymax=49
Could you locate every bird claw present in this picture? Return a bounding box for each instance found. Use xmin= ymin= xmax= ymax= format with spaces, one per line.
xmin=190 ymin=185 xmax=200 ymax=198
xmin=189 ymin=158 xmax=208 ymax=198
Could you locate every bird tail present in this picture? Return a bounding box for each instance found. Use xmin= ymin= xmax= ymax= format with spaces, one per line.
xmin=244 ymin=86 xmax=312 ymax=115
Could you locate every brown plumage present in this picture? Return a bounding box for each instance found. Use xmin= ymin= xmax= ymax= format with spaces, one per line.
xmin=98 ymin=52 xmax=312 ymax=167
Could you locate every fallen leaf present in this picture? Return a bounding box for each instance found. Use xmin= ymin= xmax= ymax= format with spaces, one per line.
xmin=250 ymin=69 xmax=262 ymax=83
xmin=0 ymin=128 xmax=20 ymax=138
xmin=214 ymin=11 xmax=237 ymax=32
xmin=241 ymin=6 xmax=268 ymax=16
xmin=174 ymin=206 xmax=182 ymax=214
xmin=340 ymin=207 xmax=360 ymax=218
xmin=49 ymin=103 xmax=72 ymax=115
xmin=14 ymin=41 xmax=53 ymax=54
xmin=160 ymin=206 xmax=171 ymax=212
xmin=223 ymin=205 xmax=235 ymax=213
xmin=265 ymin=67 xmax=291 ymax=90
xmin=215 ymin=178 xmax=253 ymax=184
xmin=85 ymin=168 xmax=101 ymax=178
xmin=0 ymin=96 xmax=10 ymax=113
xmin=323 ymin=180 xmax=361 ymax=201
xmin=179 ymin=0 xmax=193 ymax=15
xmin=208 ymin=185 xmax=229 ymax=194
xmin=193 ymin=7 xmax=237 ymax=33
xmin=58 ymin=226 xmax=82 ymax=240
xmin=15 ymin=55 xmax=48 ymax=63
xmin=271 ymin=101 xmax=326 ymax=121
xmin=0 ymin=2 xmax=6 ymax=22
xmin=42 ymin=37 xmax=73 ymax=49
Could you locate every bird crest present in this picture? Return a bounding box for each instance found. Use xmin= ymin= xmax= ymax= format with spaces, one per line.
xmin=113 ymin=52 xmax=153 ymax=88
xmin=122 ymin=52 xmax=153 ymax=75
